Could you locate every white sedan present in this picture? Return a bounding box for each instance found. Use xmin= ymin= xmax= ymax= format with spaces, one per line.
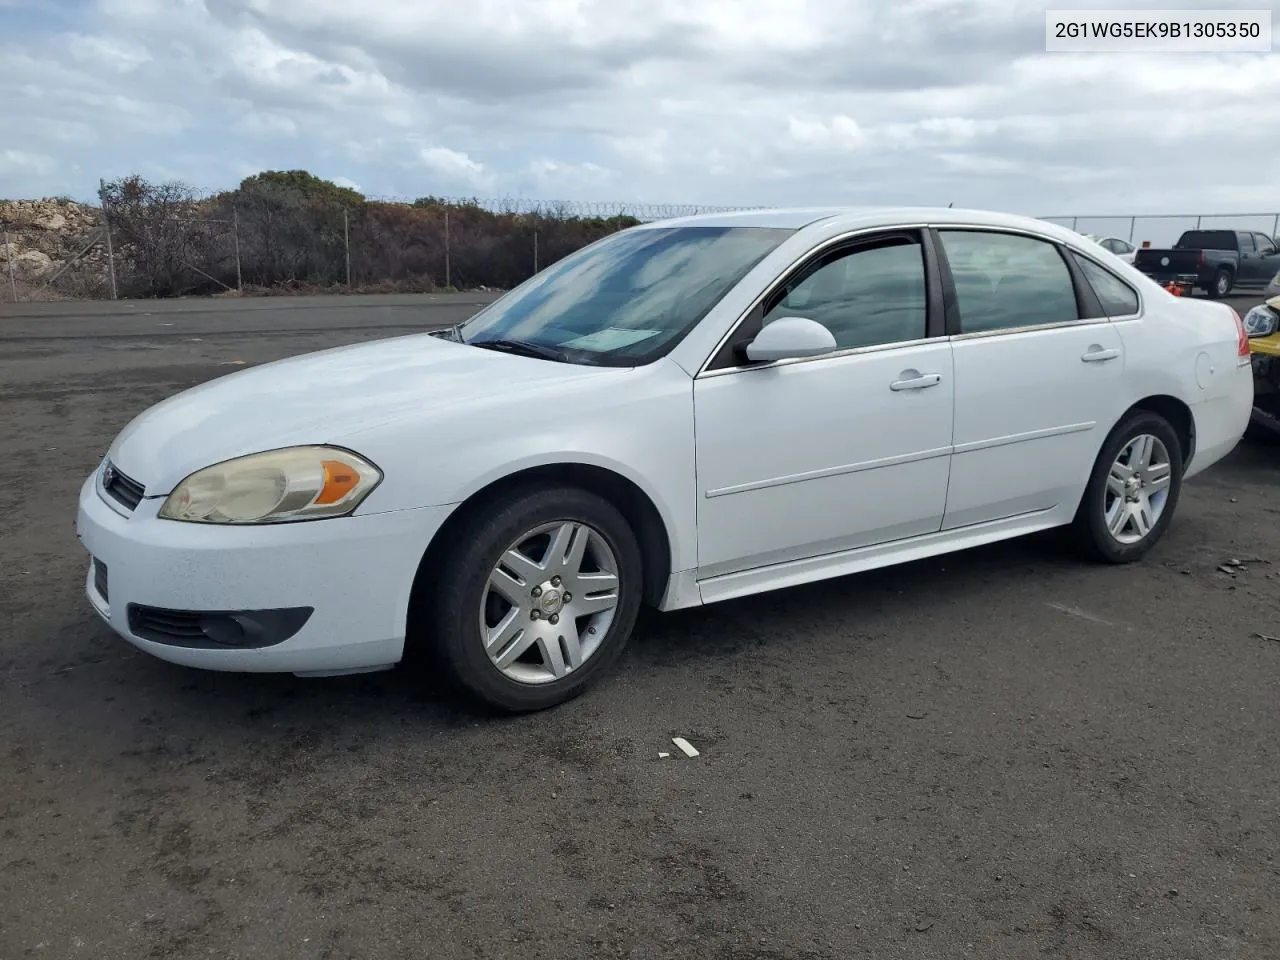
xmin=76 ymin=207 xmax=1253 ymax=711
xmin=1084 ymin=234 xmax=1138 ymax=264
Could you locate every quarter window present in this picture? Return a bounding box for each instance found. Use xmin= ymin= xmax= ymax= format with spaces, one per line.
xmin=761 ymin=237 xmax=927 ymax=350
xmin=1072 ymin=253 xmax=1140 ymax=317
xmin=937 ymin=230 xmax=1080 ymax=334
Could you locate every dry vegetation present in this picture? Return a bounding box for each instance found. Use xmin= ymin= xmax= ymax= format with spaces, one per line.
xmin=2 ymin=171 xmax=642 ymax=301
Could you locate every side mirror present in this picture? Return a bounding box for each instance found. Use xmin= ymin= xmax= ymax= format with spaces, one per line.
xmin=743 ymin=316 xmax=838 ymax=363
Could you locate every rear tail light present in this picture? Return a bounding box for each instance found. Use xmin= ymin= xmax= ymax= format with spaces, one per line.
xmin=1231 ymin=308 xmax=1250 ymax=359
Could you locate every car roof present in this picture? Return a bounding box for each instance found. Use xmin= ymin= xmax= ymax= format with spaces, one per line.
xmin=635 ymin=206 xmax=1078 ymax=238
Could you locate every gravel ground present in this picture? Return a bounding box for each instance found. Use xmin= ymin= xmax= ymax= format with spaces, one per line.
xmin=2 ymin=293 xmax=1278 ymax=960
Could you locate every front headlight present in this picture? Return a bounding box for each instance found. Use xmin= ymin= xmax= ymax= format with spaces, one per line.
xmin=158 ymin=446 xmax=382 ymax=524
xmin=1243 ymin=304 xmax=1280 ymax=338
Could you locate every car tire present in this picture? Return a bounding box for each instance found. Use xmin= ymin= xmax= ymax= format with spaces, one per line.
xmin=425 ymin=486 xmax=644 ymax=713
xmin=1207 ymin=268 xmax=1233 ymax=299
xmin=1071 ymin=411 xmax=1184 ymax=564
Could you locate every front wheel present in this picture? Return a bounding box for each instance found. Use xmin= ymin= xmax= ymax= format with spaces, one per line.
xmin=1072 ymin=411 xmax=1184 ymax=563
xmin=425 ymin=486 xmax=643 ymax=712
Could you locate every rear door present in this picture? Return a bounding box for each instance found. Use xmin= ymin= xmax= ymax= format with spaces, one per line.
xmin=1237 ymin=231 xmax=1264 ymax=283
xmin=934 ymin=227 xmax=1128 ymax=530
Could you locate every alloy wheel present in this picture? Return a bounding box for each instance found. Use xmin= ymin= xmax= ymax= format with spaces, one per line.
xmin=1103 ymin=433 xmax=1173 ymax=545
xmin=478 ymin=520 xmax=620 ymax=684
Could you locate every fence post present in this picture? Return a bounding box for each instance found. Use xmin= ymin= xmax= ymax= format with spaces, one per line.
xmin=1128 ymin=216 xmax=1136 ymax=243
xmin=232 ymin=207 xmax=243 ymax=291
xmin=4 ymin=229 xmax=17 ymax=303
xmin=101 ymin=188 xmax=118 ymax=301
xmin=343 ymin=208 xmax=351 ymax=289
xmin=532 ymin=213 xmax=539 ymax=275
xmin=1272 ymin=213 xmax=1279 ymax=240
xmin=1071 ymin=217 xmax=1078 ymax=231
xmin=1195 ymin=215 xmax=1202 ymax=228
xmin=444 ymin=208 xmax=451 ymax=289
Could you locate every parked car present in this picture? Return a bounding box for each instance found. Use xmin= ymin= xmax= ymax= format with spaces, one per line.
xmin=1133 ymin=229 xmax=1280 ymax=298
xmin=76 ymin=207 xmax=1253 ymax=712
xmin=1085 ymin=234 xmax=1137 ymax=263
xmin=1243 ymin=293 xmax=1280 ymax=437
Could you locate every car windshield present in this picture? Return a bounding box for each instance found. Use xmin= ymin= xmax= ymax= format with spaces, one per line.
xmin=457 ymin=226 xmax=794 ymax=366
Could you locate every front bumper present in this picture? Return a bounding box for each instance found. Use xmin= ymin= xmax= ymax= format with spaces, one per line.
xmin=75 ymin=468 xmax=453 ymax=674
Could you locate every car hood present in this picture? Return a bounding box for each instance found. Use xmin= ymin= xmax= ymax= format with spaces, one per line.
xmin=107 ymin=332 xmax=625 ymax=494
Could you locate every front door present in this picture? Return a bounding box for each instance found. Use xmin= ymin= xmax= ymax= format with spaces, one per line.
xmin=693 ymin=232 xmax=955 ymax=581
xmin=933 ymin=228 xmax=1128 ymax=529
xmin=1243 ymin=233 xmax=1280 ymax=285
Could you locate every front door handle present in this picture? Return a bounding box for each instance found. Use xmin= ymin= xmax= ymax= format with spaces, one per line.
xmin=1081 ymin=347 xmax=1120 ymax=363
xmin=890 ymin=373 xmax=942 ymax=391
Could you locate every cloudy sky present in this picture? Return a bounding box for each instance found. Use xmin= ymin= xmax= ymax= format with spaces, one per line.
xmin=2 ymin=0 xmax=1278 ymax=217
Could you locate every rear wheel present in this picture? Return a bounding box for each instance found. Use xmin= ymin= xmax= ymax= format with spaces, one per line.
xmin=1206 ymin=268 xmax=1233 ymax=299
xmin=1072 ymin=411 xmax=1183 ymax=563
xmin=424 ymin=486 xmax=643 ymax=712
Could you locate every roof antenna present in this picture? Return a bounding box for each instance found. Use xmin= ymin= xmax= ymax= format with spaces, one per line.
xmin=947 ymin=201 xmax=954 ymax=208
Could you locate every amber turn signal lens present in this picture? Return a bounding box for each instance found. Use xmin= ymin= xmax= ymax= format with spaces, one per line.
xmin=315 ymin=459 xmax=360 ymax=504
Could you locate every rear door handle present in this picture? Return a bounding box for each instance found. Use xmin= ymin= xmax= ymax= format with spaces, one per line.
xmin=890 ymin=373 xmax=942 ymax=391
xmin=1081 ymin=348 xmax=1120 ymax=363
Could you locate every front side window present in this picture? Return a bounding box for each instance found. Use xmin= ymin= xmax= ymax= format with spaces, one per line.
xmin=760 ymin=237 xmax=927 ymax=350
xmin=937 ymin=230 xmax=1080 ymax=334
xmin=459 ymin=226 xmax=793 ymax=366
xmin=1072 ymin=252 xmax=1140 ymax=317
xmin=1255 ymin=234 xmax=1276 ymax=257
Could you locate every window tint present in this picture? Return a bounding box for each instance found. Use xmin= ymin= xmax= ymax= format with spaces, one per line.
xmin=761 ymin=238 xmax=926 ymax=350
xmin=1255 ymin=234 xmax=1276 ymax=256
xmin=1116 ymin=240 xmax=1134 ymax=254
xmin=1101 ymin=239 xmax=1120 ymax=253
xmin=1239 ymin=233 xmax=1255 ymax=254
xmin=1176 ymin=230 xmax=1236 ymax=250
xmin=1073 ymin=253 xmax=1140 ymax=316
xmin=937 ymin=230 xmax=1080 ymax=334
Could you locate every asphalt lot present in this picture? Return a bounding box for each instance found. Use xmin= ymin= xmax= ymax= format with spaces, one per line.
xmin=2 ymin=292 xmax=1279 ymax=960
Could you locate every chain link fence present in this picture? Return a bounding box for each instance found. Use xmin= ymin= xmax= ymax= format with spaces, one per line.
xmin=1039 ymin=212 xmax=1280 ymax=248
xmin=3 ymin=175 xmax=1278 ymax=304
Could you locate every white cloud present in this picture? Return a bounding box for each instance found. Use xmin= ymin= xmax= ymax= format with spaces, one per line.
xmin=787 ymin=115 xmax=865 ymax=152
xmin=418 ymin=146 xmax=493 ymax=191
xmin=0 ymin=0 xmax=1275 ymax=214
xmin=66 ymin=34 xmax=151 ymax=72
xmin=1 ymin=150 xmax=55 ymax=174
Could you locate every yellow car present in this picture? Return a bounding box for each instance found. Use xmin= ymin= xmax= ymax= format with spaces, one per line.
xmin=1245 ymin=295 xmax=1280 ymax=436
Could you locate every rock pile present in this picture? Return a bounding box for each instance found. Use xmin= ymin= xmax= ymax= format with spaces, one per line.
xmin=0 ymin=199 xmax=105 ymax=283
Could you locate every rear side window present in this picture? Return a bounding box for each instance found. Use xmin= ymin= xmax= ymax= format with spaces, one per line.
xmin=1176 ymin=230 xmax=1236 ymax=250
xmin=1072 ymin=253 xmax=1140 ymax=317
xmin=937 ymin=230 xmax=1080 ymax=334
xmin=1239 ymin=233 xmax=1255 ymax=254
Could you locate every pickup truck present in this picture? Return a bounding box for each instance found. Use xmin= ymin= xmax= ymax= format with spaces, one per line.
xmin=1132 ymin=229 xmax=1280 ymax=299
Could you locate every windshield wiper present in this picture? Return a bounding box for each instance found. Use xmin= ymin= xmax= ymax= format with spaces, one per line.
xmin=468 ymin=337 xmax=573 ymax=363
